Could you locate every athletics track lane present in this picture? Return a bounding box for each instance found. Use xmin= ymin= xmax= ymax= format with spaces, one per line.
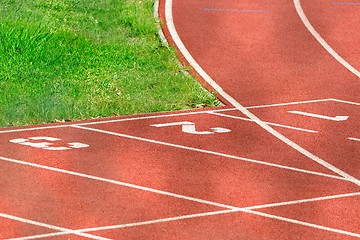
xmin=0 ymin=0 xmax=359 ymax=238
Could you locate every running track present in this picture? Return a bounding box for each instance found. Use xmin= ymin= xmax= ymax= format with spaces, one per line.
xmin=0 ymin=0 xmax=359 ymax=239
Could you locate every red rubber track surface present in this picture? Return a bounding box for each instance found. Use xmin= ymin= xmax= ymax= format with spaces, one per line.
xmin=0 ymin=0 xmax=359 ymax=239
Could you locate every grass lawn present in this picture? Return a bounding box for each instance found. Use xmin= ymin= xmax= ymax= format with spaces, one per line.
xmin=0 ymin=0 xmax=220 ymax=127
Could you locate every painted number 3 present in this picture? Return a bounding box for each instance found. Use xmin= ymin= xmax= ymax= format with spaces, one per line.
xmin=9 ymin=137 xmax=89 ymax=151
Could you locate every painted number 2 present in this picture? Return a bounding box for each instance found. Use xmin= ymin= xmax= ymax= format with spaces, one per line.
xmin=9 ymin=137 xmax=89 ymax=150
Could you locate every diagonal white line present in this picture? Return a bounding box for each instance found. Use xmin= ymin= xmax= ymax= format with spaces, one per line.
xmin=7 ymin=210 xmax=238 ymax=240
xmin=0 ymin=109 xmax=218 ymax=134
xmin=0 ymin=213 xmax=111 ymax=240
xmin=0 ymin=155 xmax=235 ymax=210
xmin=245 ymin=98 xmax=335 ymax=109
xmin=71 ymin=125 xmax=347 ymax=181
xmin=11 ymin=191 xmax=360 ymax=239
xmin=244 ymin=209 xmax=360 ymax=238
xmin=245 ymin=191 xmax=360 ymax=210
xmin=294 ymin=0 xmax=360 ymax=78
xmin=209 ymin=112 xmax=318 ymax=133
xmin=165 ymin=0 xmax=360 ymax=186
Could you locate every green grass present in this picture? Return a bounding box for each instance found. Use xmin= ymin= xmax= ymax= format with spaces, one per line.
xmin=0 ymin=0 xmax=220 ymax=127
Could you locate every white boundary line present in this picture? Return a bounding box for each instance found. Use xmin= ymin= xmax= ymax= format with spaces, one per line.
xmin=0 ymin=156 xmax=236 ymax=210
xmin=244 ymin=209 xmax=360 ymax=238
xmin=1 ymin=98 xmax=358 ymax=134
xmin=294 ymin=0 xmax=360 ymax=79
xmin=5 ymin=210 xmax=238 ymax=240
xmin=71 ymin=125 xmax=346 ymax=181
xmin=11 ymin=192 xmax=360 ymax=239
xmin=0 ymin=110 xmax=215 ymax=134
xmin=0 ymin=213 xmax=111 ymax=240
xmin=209 ymin=112 xmax=318 ymax=133
xmin=164 ymin=0 xmax=360 ymax=186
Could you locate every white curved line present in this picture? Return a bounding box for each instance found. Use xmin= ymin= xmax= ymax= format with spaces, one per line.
xmin=294 ymin=0 xmax=360 ymax=78
xmin=165 ymin=0 xmax=360 ymax=186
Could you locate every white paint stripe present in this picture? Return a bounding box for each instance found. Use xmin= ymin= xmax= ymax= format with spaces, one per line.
xmin=0 ymin=110 xmax=218 ymax=134
xmin=13 ymin=191 xmax=360 ymax=239
xmin=244 ymin=209 xmax=360 ymax=238
xmin=288 ymin=111 xmax=349 ymax=121
xmin=1 ymin=98 xmax=357 ymax=134
xmin=246 ymin=191 xmax=360 ymax=210
xmin=165 ymin=0 xmax=360 ymax=186
xmin=214 ymin=98 xmax=360 ymax=112
xmin=245 ymin=98 xmax=334 ymax=109
xmin=0 ymin=156 xmax=235 ymax=210
xmin=72 ymin=125 xmax=346 ymax=181
xmin=348 ymin=137 xmax=360 ymax=142
xmin=210 ymin=112 xmax=318 ymax=133
xmin=151 ymin=121 xmax=194 ymax=127
xmin=294 ymin=0 xmax=360 ymax=78
xmin=0 ymin=125 xmax=69 ymax=134
xmin=0 ymin=213 xmax=111 ymax=240
xmin=9 ymin=210 xmax=238 ymax=240
xmin=330 ymin=98 xmax=360 ymax=106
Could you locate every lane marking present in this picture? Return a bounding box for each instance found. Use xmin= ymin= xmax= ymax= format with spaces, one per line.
xmin=0 ymin=155 xmax=236 ymax=210
xmin=151 ymin=121 xmax=231 ymax=134
xmin=244 ymin=209 xmax=360 ymax=238
xmin=294 ymin=0 xmax=360 ymax=78
xmin=72 ymin=125 xmax=347 ymax=181
xmin=8 ymin=210 xmax=238 ymax=240
xmin=0 ymin=109 xmax=218 ymax=134
xmin=9 ymin=137 xmax=89 ymax=151
xmin=165 ymin=0 xmax=360 ymax=186
xmin=213 ymin=98 xmax=360 ymax=112
xmin=331 ymin=2 xmax=360 ymax=5
xmin=209 ymin=112 xmax=318 ymax=133
xmin=151 ymin=121 xmax=194 ymax=127
xmin=13 ymin=191 xmax=360 ymax=239
xmin=1 ymin=99 xmax=358 ymax=134
xmin=0 ymin=213 xmax=110 ymax=240
xmin=246 ymin=98 xmax=338 ymax=109
xmin=203 ymin=8 xmax=266 ymax=12
xmin=288 ymin=111 xmax=349 ymax=121
xmin=245 ymin=191 xmax=360 ymax=210
xmin=348 ymin=137 xmax=360 ymax=142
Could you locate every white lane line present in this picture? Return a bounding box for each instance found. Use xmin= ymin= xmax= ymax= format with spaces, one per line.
xmin=245 ymin=191 xmax=360 ymax=210
xmin=0 ymin=125 xmax=69 ymax=134
xmin=165 ymin=0 xmax=360 ymax=186
xmin=209 ymin=112 xmax=318 ymax=133
xmin=13 ymin=191 xmax=360 ymax=239
xmin=1 ymin=98 xmax=357 ymax=134
xmin=72 ymin=125 xmax=346 ymax=181
xmin=246 ymin=98 xmax=334 ymax=109
xmin=0 ymin=109 xmax=222 ymax=134
xmin=330 ymin=98 xmax=360 ymax=106
xmin=0 ymin=213 xmax=111 ymax=240
xmin=245 ymin=209 xmax=360 ymax=238
xmin=0 ymin=156 xmax=236 ymax=210
xmin=288 ymin=111 xmax=349 ymax=121
xmin=348 ymin=137 xmax=360 ymax=142
xmin=9 ymin=210 xmax=238 ymax=240
xmin=331 ymin=2 xmax=360 ymax=5
xmin=213 ymin=98 xmax=360 ymax=112
xmin=294 ymin=0 xmax=360 ymax=78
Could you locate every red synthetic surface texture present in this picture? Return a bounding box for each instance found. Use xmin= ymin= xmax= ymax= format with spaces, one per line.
xmin=0 ymin=0 xmax=359 ymax=238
